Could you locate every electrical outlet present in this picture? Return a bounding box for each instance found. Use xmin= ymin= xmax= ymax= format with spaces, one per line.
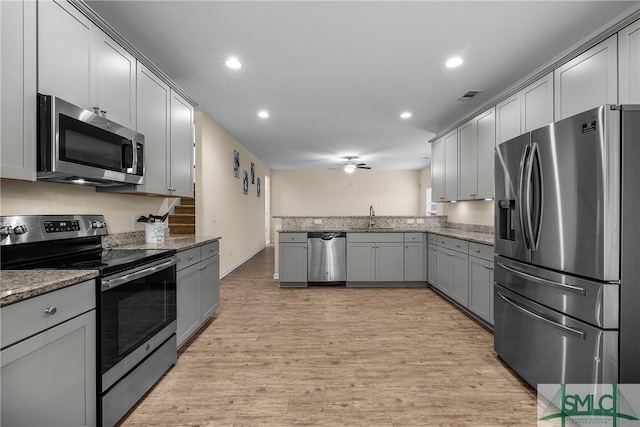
xmin=471 ymin=213 xmax=477 ymax=224
xmin=132 ymin=215 xmax=141 ymax=229
xmin=314 ymin=218 xmax=322 ymax=225
xmin=416 ymin=218 xmax=424 ymax=224
xmin=211 ymin=214 xmax=217 ymax=222
xmin=407 ymin=218 xmax=415 ymax=224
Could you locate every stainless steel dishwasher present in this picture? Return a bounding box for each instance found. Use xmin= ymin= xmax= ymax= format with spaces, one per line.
xmin=307 ymin=232 xmax=347 ymax=284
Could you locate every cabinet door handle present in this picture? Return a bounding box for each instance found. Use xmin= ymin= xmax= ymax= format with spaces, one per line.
xmin=412 ymin=236 xmax=416 ymax=240
xmin=455 ymin=244 xmax=460 ymax=248
xmin=188 ymin=256 xmax=194 ymax=260
xmin=406 ymin=245 xmax=409 ymax=248
xmin=448 ymin=253 xmax=453 ymax=257
xmin=45 ymin=306 xmax=57 ymax=315
xmin=475 ymin=249 xmax=480 ymax=252
xmin=199 ymin=266 xmax=207 ymax=271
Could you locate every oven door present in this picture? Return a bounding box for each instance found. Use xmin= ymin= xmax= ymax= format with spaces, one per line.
xmin=99 ymin=256 xmax=177 ymax=392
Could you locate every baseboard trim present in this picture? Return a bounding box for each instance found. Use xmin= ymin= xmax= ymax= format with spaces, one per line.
xmin=220 ymin=244 xmax=267 ymax=279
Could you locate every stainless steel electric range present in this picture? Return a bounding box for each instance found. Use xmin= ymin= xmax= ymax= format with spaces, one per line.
xmin=1 ymin=214 xmax=178 ymax=427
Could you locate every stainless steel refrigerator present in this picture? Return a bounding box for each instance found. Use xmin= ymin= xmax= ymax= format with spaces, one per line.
xmin=493 ymin=104 xmax=640 ymax=386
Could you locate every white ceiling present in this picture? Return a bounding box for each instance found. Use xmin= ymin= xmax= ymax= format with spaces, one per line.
xmin=86 ymin=1 xmax=637 ymax=171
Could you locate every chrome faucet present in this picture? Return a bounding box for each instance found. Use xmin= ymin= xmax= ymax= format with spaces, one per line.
xmin=368 ymin=205 xmax=376 ymax=231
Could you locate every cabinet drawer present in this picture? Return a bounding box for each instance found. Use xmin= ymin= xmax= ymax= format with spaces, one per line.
xmin=469 ymin=242 xmax=494 ymax=261
xmin=427 ymin=233 xmax=437 ymax=244
xmin=1 ymin=280 xmax=95 ymax=349
xmin=404 ymin=233 xmax=425 ymax=243
xmin=201 ymin=241 xmax=219 ymax=260
xmin=435 ymin=236 xmax=469 ymax=253
xmin=280 ymin=232 xmax=307 ymax=243
xmin=177 ymin=247 xmax=201 ymax=271
xmin=348 ymin=232 xmax=403 ymax=243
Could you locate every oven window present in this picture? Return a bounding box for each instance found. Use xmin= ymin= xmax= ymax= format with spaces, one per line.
xmin=59 ymin=114 xmax=129 ymax=172
xmin=100 ymin=265 xmax=176 ymax=375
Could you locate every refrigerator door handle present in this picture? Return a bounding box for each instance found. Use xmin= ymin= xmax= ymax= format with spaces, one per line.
xmin=497 ymin=291 xmax=586 ymax=339
xmin=518 ymin=145 xmax=531 ymax=249
xmin=530 ymin=142 xmax=543 ymax=251
xmin=497 ymin=262 xmax=586 ymax=295
xmin=524 ymin=143 xmax=536 ymax=252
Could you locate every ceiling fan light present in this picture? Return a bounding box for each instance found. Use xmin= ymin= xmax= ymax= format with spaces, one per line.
xmin=343 ymin=164 xmax=356 ymax=174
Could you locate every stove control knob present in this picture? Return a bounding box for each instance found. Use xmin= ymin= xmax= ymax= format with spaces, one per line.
xmin=13 ymin=224 xmax=28 ymax=235
xmin=91 ymin=220 xmax=108 ymax=229
xmin=0 ymin=225 xmax=13 ymax=237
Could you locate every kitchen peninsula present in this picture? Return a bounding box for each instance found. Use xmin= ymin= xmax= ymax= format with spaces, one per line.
xmin=275 ymin=215 xmax=496 ymax=326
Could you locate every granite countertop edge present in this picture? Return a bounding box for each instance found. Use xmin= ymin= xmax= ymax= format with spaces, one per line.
xmin=279 ymin=228 xmax=494 ymax=245
xmin=1 ymin=236 xmax=221 ymax=307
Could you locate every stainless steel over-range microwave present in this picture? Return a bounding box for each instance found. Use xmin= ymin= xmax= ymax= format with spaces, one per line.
xmin=37 ymin=94 xmax=144 ymax=186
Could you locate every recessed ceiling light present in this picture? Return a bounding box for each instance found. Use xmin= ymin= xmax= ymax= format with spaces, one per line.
xmin=258 ymin=110 xmax=269 ymax=119
xmin=400 ymin=112 xmax=412 ymax=119
xmin=225 ymin=57 xmax=242 ymax=70
xmin=446 ymin=57 xmax=463 ymax=68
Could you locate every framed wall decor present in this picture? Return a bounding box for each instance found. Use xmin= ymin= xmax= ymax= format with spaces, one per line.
xmin=251 ymin=162 xmax=255 ymax=184
xmin=257 ymin=177 xmax=261 ymax=197
xmin=233 ymin=150 xmax=240 ymax=178
xmin=243 ymin=170 xmax=249 ymax=195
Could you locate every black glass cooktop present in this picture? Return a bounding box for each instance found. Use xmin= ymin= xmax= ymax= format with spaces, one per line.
xmin=42 ymin=248 xmax=176 ymax=276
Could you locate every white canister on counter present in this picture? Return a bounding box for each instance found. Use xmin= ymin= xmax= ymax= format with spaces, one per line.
xmin=145 ymin=222 xmax=165 ymax=243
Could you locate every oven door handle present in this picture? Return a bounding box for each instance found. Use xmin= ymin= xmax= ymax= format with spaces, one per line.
xmin=102 ymin=257 xmax=178 ymax=291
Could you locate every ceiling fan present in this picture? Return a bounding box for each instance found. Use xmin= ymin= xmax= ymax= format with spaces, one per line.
xmin=333 ymin=156 xmax=372 ymax=174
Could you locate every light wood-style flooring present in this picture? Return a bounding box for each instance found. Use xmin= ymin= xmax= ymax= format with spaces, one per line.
xmin=119 ymin=245 xmax=537 ymax=426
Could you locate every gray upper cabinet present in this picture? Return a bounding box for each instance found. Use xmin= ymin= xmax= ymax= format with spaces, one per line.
xmin=496 ymin=73 xmax=554 ymax=145
xmin=521 ymin=72 xmax=554 ymax=132
xmin=496 ymin=94 xmax=522 ymax=145
xmin=39 ymin=0 xmax=136 ymax=128
xmin=38 ymin=0 xmax=94 ymax=111
xmin=0 ymin=0 xmax=37 ymax=181
xmin=134 ymin=64 xmax=171 ymax=195
xmin=169 ymin=91 xmax=195 ymax=197
xmin=619 ymin=19 xmax=640 ymax=104
xmin=430 ymin=129 xmax=457 ymax=202
xmin=430 ymin=138 xmax=445 ymax=201
xmin=554 ymin=34 xmax=618 ymax=120
xmin=458 ymin=108 xmax=495 ymax=200
xmin=95 ymin=32 xmax=136 ymax=129
xmin=443 ymin=129 xmax=458 ymax=201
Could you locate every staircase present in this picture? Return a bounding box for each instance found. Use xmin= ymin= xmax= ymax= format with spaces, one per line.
xmin=169 ymin=195 xmax=195 ymax=236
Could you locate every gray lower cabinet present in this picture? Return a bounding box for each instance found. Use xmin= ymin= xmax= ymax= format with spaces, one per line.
xmin=427 ymin=244 xmax=438 ymax=286
xmin=1 ymin=280 xmax=96 ymax=427
xmin=436 ymin=247 xmax=469 ymax=307
xmin=176 ymin=241 xmax=220 ymax=348
xmin=347 ymin=233 xmax=404 ymax=285
xmin=403 ymin=233 xmax=426 ymax=282
xmin=468 ymin=241 xmax=495 ymax=325
xmin=428 ymin=233 xmax=494 ymax=326
xmin=279 ymin=233 xmax=308 ymax=287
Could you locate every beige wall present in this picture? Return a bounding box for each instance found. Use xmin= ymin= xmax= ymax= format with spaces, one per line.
xmin=195 ymin=111 xmax=270 ymax=276
xmin=441 ymin=200 xmax=494 ymax=226
xmin=271 ymin=169 xmax=422 ymax=218
xmin=0 ymin=180 xmax=169 ymax=233
xmin=419 ymin=166 xmax=431 ymax=215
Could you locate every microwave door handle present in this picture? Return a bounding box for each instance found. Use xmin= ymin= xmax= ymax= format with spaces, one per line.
xmin=518 ymin=145 xmax=531 ymax=249
xmin=130 ymin=140 xmax=138 ymax=174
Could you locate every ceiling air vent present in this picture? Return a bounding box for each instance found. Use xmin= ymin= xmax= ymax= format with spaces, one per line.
xmin=457 ymin=90 xmax=483 ymax=101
